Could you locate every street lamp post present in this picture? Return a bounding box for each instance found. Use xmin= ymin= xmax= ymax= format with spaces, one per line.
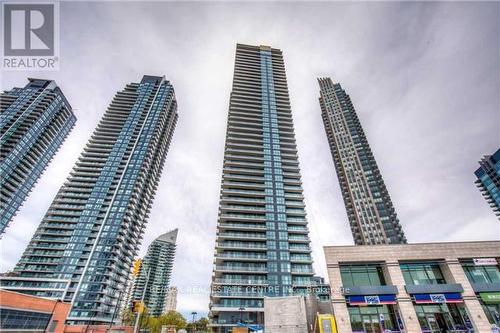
xmin=191 ymin=312 xmax=197 ymax=333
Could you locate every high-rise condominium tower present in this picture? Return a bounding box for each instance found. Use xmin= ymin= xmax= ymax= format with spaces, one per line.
xmin=163 ymin=286 xmax=178 ymax=313
xmin=0 ymin=78 xmax=76 ymax=233
xmin=2 ymin=76 xmax=178 ymax=325
xmin=209 ymin=44 xmax=314 ymax=332
xmin=475 ymin=148 xmax=500 ymax=217
xmin=318 ymin=77 xmax=406 ymax=245
xmin=130 ymin=229 xmax=177 ymax=317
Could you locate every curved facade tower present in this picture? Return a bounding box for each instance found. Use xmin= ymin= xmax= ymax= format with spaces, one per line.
xmin=3 ymin=76 xmax=178 ymax=325
xmin=130 ymin=229 xmax=177 ymax=317
xmin=209 ymin=44 xmax=314 ymax=332
xmin=318 ymin=77 xmax=406 ymax=245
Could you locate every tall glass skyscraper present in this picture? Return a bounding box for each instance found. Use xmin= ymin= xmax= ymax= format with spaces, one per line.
xmin=130 ymin=228 xmax=177 ymax=317
xmin=475 ymin=148 xmax=500 ymax=218
xmin=2 ymin=76 xmax=178 ymax=325
xmin=0 ymin=78 xmax=76 ymax=234
xmin=209 ymin=44 xmax=314 ymax=332
xmin=318 ymin=78 xmax=406 ymax=245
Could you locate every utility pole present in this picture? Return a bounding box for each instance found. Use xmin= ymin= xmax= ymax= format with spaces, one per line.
xmin=44 ymin=300 xmax=60 ymax=333
xmin=133 ymin=267 xmax=151 ymax=333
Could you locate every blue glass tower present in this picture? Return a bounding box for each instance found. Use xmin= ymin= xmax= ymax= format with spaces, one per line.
xmin=475 ymin=148 xmax=500 ymax=218
xmin=2 ymin=76 xmax=178 ymax=325
xmin=0 ymin=78 xmax=76 ymax=234
xmin=209 ymin=44 xmax=314 ymax=332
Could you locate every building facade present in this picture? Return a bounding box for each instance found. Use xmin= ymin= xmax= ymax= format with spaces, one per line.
xmin=209 ymin=44 xmax=314 ymax=332
xmin=163 ymin=286 xmax=178 ymax=313
xmin=317 ymin=78 xmax=406 ymax=245
xmin=0 ymin=78 xmax=76 ymax=234
xmin=131 ymin=229 xmax=177 ymax=317
xmin=1 ymin=76 xmax=178 ymax=325
xmin=0 ymin=289 xmax=71 ymax=332
xmin=324 ymin=241 xmax=500 ymax=333
xmin=475 ymin=148 xmax=500 ymax=218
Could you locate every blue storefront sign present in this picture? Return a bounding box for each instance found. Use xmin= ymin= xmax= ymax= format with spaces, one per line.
xmin=347 ymin=294 xmax=397 ymax=305
xmin=413 ymin=293 xmax=463 ymax=304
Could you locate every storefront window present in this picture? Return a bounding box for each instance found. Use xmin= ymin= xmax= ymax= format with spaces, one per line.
xmin=482 ymin=303 xmax=500 ymax=326
xmin=340 ymin=264 xmax=386 ymax=287
xmin=414 ymin=303 xmax=467 ymax=332
xmin=400 ymin=263 xmax=446 ymax=285
xmin=347 ymin=305 xmax=397 ymax=332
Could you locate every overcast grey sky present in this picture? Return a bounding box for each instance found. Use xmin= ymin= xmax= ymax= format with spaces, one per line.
xmin=1 ymin=1 xmax=499 ymax=318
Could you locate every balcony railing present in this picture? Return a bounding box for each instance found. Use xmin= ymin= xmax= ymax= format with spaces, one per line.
xmin=214 ymin=278 xmax=267 ymax=285
xmin=217 ymin=253 xmax=267 ymax=260
xmin=216 ymin=265 xmax=267 ymax=272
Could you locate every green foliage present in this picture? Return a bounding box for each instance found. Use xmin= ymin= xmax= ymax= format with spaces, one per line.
xmin=158 ymin=310 xmax=188 ymax=329
xmin=139 ymin=308 xmax=150 ymax=329
xmin=121 ymin=309 xmax=135 ymax=326
xmin=186 ymin=317 xmax=209 ymax=332
xmin=123 ymin=310 xmax=188 ymax=333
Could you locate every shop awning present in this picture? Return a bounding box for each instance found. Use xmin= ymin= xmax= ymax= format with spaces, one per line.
xmin=480 ymin=292 xmax=500 ymax=304
xmin=346 ymin=294 xmax=397 ymax=305
xmin=414 ymin=293 xmax=463 ymax=304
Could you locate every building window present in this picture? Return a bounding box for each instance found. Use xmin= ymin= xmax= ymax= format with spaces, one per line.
xmin=461 ymin=262 xmax=500 ymax=284
xmin=347 ymin=305 xmax=397 ymax=331
xmin=400 ymin=263 xmax=446 ymax=285
xmin=340 ymin=264 xmax=386 ymax=287
xmin=0 ymin=308 xmax=51 ymax=330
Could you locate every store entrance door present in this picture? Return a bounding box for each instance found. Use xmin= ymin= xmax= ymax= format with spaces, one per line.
xmin=361 ymin=315 xmax=382 ymax=333
xmin=424 ymin=313 xmax=450 ymax=333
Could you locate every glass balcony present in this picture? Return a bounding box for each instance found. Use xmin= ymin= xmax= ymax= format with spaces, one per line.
xmin=217 ymin=253 xmax=267 ymax=260
xmin=216 ymin=265 xmax=267 ymax=272
xmin=219 ymin=232 xmax=266 ymax=239
xmin=218 ymin=223 xmax=266 ymax=230
xmin=214 ymin=278 xmax=267 ymax=285
xmin=218 ymin=242 xmax=266 ymax=249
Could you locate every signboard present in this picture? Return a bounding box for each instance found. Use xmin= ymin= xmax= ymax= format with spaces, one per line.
xmin=365 ymin=295 xmax=380 ymax=305
xmin=480 ymin=292 xmax=500 ymax=304
xmin=473 ymin=258 xmax=498 ymax=266
xmin=430 ymin=294 xmax=446 ymax=303
xmin=414 ymin=293 xmax=463 ymax=304
xmin=347 ymin=294 xmax=396 ymax=305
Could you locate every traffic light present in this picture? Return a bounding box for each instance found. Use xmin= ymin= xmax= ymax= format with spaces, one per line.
xmin=132 ymin=300 xmax=146 ymax=313
xmin=132 ymin=259 xmax=142 ymax=276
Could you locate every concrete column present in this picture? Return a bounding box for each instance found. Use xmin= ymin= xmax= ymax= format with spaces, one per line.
xmin=443 ymin=259 xmax=492 ymax=332
xmin=385 ymin=261 xmax=422 ymax=333
xmin=327 ymin=265 xmax=352 ymax=333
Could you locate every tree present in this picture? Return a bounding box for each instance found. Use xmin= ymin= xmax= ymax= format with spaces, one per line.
xmin=196 ymin=317 xmax=209 ymax=331
xmin=186 ymin=317 xmax=209 ymax=333
xmin=121 ymin=309 xmax=187 ymax=333
xmin=122 ymin=309 xmax=135 ymax=326
xmin=139 ymin=308 xmax=151 ymax=330
xmin=146 ymin=316 xmax=161 ymax=332
xmin=158 ymin=311 xmax=187 ymax=329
